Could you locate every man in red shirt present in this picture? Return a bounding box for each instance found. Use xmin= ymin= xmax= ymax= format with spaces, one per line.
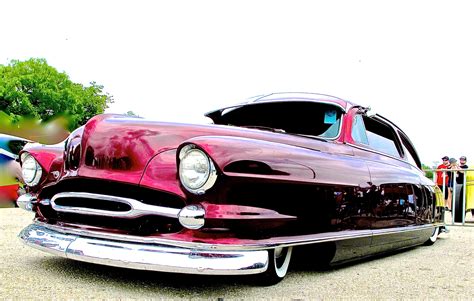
xmin=437 ymin=156 xmax=450 ymax=190
xmin=436 ymin=156 xmax=451 ymax=233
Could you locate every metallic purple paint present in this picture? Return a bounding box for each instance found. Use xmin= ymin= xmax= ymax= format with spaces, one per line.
xmin=17 ymin=93 xmax=442 ymax=284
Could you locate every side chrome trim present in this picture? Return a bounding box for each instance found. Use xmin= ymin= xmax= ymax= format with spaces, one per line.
xmin=30 ymin=220 xmax=439 ymax=251
xmin=346 ymin=142 xmax=424 ymax=171
xmin=371 ymin=224 xmax=440 ymax=237
xmin=50 ymin=192 xmax=180 ymax=219
xmin=19 ymin=223 xmax=268 ymax=275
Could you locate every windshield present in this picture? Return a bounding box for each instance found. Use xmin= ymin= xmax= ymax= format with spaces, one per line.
xmin=210 ymin=101 xmax=344 ymax=139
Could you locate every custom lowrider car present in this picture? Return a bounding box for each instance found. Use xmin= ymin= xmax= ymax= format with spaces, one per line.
xmin=17 ymin=92 xmax=443 ymax=284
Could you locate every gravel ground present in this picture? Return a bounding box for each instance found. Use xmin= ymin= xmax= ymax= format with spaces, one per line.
xmin=1 ymin=208 xmax=473 ymax=300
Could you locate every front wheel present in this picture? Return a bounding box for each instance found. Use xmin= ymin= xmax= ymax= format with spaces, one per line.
xmin=424 ymin=227 xmax=439 ymax=246
xmin=257 ymin=246 xmax=293 ymax=286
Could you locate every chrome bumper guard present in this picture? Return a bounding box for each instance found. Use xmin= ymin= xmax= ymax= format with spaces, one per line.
xmin=17 ymin=193 xmax=37 ymax=211
xmin=19 ymin=223 xmax=269 ymax=275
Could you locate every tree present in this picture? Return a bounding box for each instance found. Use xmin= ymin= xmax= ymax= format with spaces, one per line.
xmin=0 ymin=58 xmax=113 ymax=130
xmin=422 ymin=163 xmax=434 ymax=180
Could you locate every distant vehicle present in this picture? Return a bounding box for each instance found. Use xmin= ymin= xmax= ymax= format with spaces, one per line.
xmin=0 ymin=134 xmax=28 ymax=205
xmin=17 ymin=93 xmax=443 ymax=284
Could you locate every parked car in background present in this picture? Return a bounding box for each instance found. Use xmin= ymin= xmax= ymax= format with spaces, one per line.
xmin=17 ymin=92 xmax=443 ymax=284
xmin=0 ymin=134 xmax=28 ymax=206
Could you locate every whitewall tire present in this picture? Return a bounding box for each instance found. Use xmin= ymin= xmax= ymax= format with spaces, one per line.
xmin=257 ymin=246 xmax=293 ymax=285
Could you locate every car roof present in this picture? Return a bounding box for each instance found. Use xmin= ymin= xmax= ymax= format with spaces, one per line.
xmin=248 ymin=92 xmax=354 ymax=108
xmin=205 ymin=92 xmax=358 ymax=120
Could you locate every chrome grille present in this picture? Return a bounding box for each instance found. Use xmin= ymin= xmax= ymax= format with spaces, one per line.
xmin=50 ymin=192 xmax=180 ymax=219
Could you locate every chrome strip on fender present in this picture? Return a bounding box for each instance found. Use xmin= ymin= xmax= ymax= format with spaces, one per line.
xmin=50 ymin=192 xmax=180 ymax=219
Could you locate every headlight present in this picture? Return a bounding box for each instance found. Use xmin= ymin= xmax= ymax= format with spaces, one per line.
xmin=179 ymin=145 xmax=217 ymax=194
xmin=21 ymin=153 xmax=43 ymax=187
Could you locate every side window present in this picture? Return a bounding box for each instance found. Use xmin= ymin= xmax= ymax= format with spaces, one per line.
xmin=351 ymin=115 xmax=369 ymax=145
xmin=398 ymin=131 xmax=422 ymax=168
xmin=362 ymin=116 xmax=402 ymax=158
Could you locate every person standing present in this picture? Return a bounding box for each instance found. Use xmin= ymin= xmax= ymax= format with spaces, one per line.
xmin=448 ymin=158 xmax=460 ymax=216
xmin=457 ymin=156 xmax=473 ymax=217
xmin=457 ymin=156 xmax=468 ymax=184
xmin=465 ymin=167 xmax=474 ymax=218
xmin=436 ymin=156 xmax=451 ymax=209
xmin=436 ymin=156 xmax=452 ymax=233
xmin=448 ymin=158 xmax=459 ymax=187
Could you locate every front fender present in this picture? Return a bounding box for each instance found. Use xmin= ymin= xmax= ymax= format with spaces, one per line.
xmin=181 ymin=136 xmax=316 ymax=183
xmin=21 ymin=143 xmax=64 ymax=188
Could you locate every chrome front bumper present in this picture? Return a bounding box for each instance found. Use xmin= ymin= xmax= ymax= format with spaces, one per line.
xmin=19 ymin=223 xmax=269 ymax=275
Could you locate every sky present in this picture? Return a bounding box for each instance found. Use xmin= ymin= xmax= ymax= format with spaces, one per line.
xmin=1 ymin=0 xmax=473 ymax=167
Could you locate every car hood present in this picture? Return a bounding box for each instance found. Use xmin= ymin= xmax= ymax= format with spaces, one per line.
xmin=65 ymin=114 xmax=350 ymax=186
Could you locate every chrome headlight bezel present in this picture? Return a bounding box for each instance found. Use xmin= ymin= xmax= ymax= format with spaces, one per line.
xmin=20 ymin=153 xmax=43 ymax=187
xmin=178 ymin=144 xmax=217 ymax=194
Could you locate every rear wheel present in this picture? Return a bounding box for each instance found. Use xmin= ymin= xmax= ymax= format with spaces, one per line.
xmin=424 ymin=227 xmax=439 ymax=246
xmin=257 ymin=246 xmax=293 ymax=285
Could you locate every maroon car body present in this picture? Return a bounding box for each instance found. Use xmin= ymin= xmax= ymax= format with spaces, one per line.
xmin=18 ymin=93 xmax=443 ymax=284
